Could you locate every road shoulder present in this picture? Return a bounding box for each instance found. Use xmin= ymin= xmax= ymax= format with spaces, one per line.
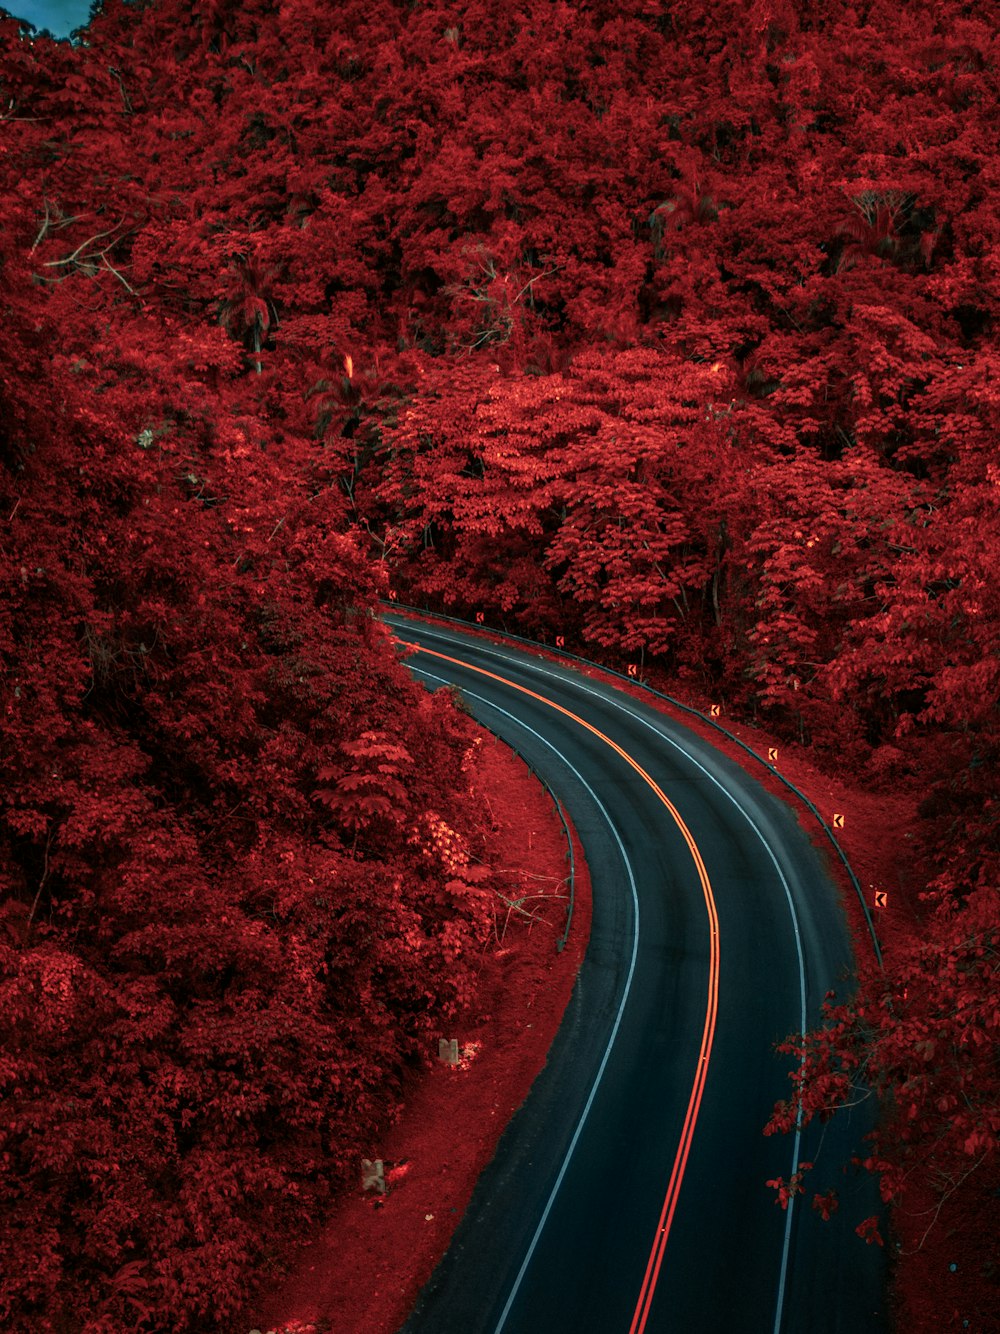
xmin=251 ymin=728 xmax=593 ymax=1334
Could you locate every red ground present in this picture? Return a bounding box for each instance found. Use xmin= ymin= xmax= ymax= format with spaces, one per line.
xmin=253 ymin=618 xmax=991 ymax=1334
xmin=252 ymin=731 xmax=592 ymax=1334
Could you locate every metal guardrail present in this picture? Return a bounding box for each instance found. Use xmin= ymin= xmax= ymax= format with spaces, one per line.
xmin=553 ymin=790 xmax=575 ymax=953
xmin=382 ymin=597 xmax=883 ymax=969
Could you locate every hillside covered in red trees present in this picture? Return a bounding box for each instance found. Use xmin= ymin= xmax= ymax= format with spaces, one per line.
xmin=1 ymin=0 xmax=997 ymax=1329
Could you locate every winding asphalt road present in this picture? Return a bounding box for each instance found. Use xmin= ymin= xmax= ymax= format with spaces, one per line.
xmin=385 ymin=613 xmax=886 ymax=1334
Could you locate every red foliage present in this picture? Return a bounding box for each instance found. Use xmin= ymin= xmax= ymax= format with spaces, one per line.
xmin=257 ymin=730 xmax=591 ymax=1334
xmin=766 ymin=883 xmax=999 ymax=1208
xmin=0 ymin=39 xmax=495 ymax=1329
xmin=2 ymin=0 xmax=998 ymax=1327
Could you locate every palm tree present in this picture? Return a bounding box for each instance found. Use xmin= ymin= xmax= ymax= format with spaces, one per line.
xmin=217 ymin=254 xmax=279 ymax=373
xmin=649 ymin=175 xmax=719 ymax=259
xmin=834 ymin=190 xmax=940 ymax=272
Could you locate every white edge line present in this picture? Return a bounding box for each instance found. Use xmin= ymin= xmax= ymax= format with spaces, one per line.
xmin=398 ymin=620 xmax=810 ymax=1334
xmin=409 ymin=665 xmax=641 ymax=1334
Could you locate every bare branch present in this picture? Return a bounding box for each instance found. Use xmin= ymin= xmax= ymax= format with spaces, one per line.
xmin=1 ymin=97 xmax=47 ymax=123
xmin=25 ymin=824 xmax=55 ymax=936
xmin=42 ymin=219 xmax=128 ymax=269
xmin=30 ymin=200 xmax=82 ymax=252
xmin=107 ymin=67 xmax=133 ymax=114
xmin=101 ymin=254 xmax=139 ymax=296
xmin=30 ymin=198 xmax=51 ymax=252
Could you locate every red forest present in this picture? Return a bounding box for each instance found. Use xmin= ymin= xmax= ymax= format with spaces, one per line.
xmin=0 ymin=0 xmax=997 ymax=1329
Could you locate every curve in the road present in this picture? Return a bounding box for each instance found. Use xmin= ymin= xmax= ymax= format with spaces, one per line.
xmin=429 ymin=633 xmax=813 ymax=1334
xmin=388 ymin=614 xmax=886 ymax=1334
xmin=405 ymin=643 xmax=722 ymax=1333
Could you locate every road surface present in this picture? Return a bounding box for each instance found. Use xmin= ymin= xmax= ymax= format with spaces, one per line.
xmin=385 ymin=612 xmax=886 ymax=1334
